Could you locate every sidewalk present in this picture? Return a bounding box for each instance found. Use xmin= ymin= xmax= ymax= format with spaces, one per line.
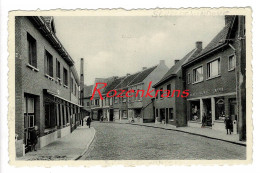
xmin=118 ymin=122 xmax=246 ymax=146
xmin=18 ymin=126 xmax=95 ymax=160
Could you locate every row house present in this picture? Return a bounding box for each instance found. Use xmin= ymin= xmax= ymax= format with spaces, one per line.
xmin=153 ymin=42 xmax=202 ymax=127
xmin=114 ymin=60 xmax=169 ymax=123
xmin=182 ymin=16 xmax=243 ymax=134
xmin=15 ymin=16 xmax=85 ymax=157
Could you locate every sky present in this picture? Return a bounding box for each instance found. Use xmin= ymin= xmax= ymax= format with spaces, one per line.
xmin=54 ymin=16 xmax=225 ymax=86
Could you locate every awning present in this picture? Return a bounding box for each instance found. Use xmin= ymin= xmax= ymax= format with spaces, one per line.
xmin=44 ymin=89 xmax=83 ymax=108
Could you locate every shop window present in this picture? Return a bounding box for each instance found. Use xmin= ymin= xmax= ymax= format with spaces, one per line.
xmin=27 ymin=33 xmax=37 ymax=68
xmin=122 ymin=110 xmax=127 ymax=119
xmin=207 ymin=58 xmax=220 ymax=79
xmin=228 ymin=55 xmax=235 ymax=71
xmin=45 ymin=102 xmax=56 ymax=129
xmin=190 ymin=101 xmax=200 ymax=121
xmin=63 ymin=68 xmax=68 ymax=86
xmin=87 ymin=102 xmax=90 ymax=106
xmin=56 ymin=59 xmax=61 ymax=79
xmin=169 ymin=108 xmax=173 ymax=120
xmin=215 ymin=98 xmax=225 ymax=121
xmin=193 ymin=66 xmax=203 ymax=83
xmin=45 ymin=50 xmax=53 ymax=77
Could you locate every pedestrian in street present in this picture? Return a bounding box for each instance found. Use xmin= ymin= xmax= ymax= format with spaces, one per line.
xmin=224 ymin=116 xmax=233 ymax=135
xmin=201 ymin=113 xmax=206 ymax=128
xmin=30 ymin=125 xmax=39 ymax=151
xmin=86 ymin=116 xmax=92 ymax=128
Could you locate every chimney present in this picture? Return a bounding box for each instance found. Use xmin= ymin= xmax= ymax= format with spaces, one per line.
xmin=126 ymin=73 xmax=131 ymax=76
xmin=159 ymin=60 xmax=165 ymax=65
xmin=80 ymin=58 xmax=84 ymax=106
xmin=142 ymin=67 xmax=147 ymax=70
xmin=174 ymin=60 xmax=180 ymax=65
xmin=225 ymin=15 xmax=235 ymax=25
xmin=196 ymin=41 xmax=202 ymax=50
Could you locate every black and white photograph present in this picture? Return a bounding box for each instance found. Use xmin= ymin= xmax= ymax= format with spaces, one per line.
xmin=6 ymin=8 xmax=252 ymax=165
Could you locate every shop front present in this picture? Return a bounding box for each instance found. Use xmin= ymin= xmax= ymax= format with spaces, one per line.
xmin=187 ymin=93 xmax=237 ymax=132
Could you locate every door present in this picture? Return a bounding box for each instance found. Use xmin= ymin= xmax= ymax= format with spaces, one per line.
xmin=24 ymin=95 xmax=36 ymax=152
xmin=114 ymin=109 xmax=119 ymax=120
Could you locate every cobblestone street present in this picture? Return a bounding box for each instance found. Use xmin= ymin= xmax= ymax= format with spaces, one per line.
xmin=81 ymin=122 xmax=246 ymax=160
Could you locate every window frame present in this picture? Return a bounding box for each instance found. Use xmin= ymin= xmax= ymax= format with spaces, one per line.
xmin=63 ymin=68 xmax=68 ymax=86
xmin=206 ymin=57 xmax=221 ymax=79
xmin=192 ymin=65 xmax=204 ymax=84
xmin=45 ymin=50 xmax=54 ymax=77
xmin=228 ymin=54 xmax=236 ymax=71
xmin=27 ymin=33 xmax=37 ymax=68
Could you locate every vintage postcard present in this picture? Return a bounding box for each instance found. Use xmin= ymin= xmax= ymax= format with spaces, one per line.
xmin=8 ymin=8 xmax=252 ymax=166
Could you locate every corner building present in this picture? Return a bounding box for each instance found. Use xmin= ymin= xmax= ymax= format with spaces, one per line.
xmin=182 ymin=16 xmax=241 ymax=133
xmin=15 ymin=16 xmax=85 ymax=157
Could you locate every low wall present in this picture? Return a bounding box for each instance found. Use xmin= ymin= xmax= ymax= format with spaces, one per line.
xmin=15 ymin=139 xmax=25 ymax=157
xmin=38 ymin=131 xmax=58 ymax=148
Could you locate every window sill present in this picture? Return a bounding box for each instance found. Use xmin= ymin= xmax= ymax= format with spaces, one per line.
xmin=63 ymin=85 xmax=68 ymax=88
xmin=26 ymin=64 xmax=39 ymax=72
xmin=228 ymin=68 xmax=235 ymax=72
xmin=206 ymin=75 xmax=221 ymax=81
xmin=192 ymin=80 xmax=203 ymax=85
xmin=214 ymin=120 xmax=225 ymax=123
xmin=45 ymin=74 xmax=54 ymax=81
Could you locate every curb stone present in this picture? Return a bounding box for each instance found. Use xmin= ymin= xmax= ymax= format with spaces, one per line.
xmin=74 ymin=127 xmax=96 ymax=160
xmin=111 ymin=121 xmax=246 ymax=147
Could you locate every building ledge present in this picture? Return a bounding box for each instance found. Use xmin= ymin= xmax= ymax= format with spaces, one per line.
xmin=26 ymin=63 xmax=39 ymax=72
xmin=45 ymin=74 xmax=54 ymax=81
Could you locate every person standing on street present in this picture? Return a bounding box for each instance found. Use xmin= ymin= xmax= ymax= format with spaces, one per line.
xmin=224 ymin=116 xmax=233 ymax=135
xmin=86 ymin=116 xmax=92 ymax=128
xmin=30 ymin=125 xmax=39 ymax=151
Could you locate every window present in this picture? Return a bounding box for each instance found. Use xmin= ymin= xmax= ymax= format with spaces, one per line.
xmin=95 ymin=99 xmax=99 ymax=105
xmin=193 ymin=66 xmax=203 ymax=83
xmin=187 ymin=73 xmax=191 ymax=84
xmin=87 ymin=102 xmax=90 ymax=106
xmin=56 ymin=60 xmax=61 ymax=78
xmin=207 ymin=58 xmax=220 ymax=78
xmin=63 ymin=68 xmax=68 ymax=86
xmin=169 ymin=108 xmax=173 ymax=120
xmin=45 ymin=103 xmax=56 ymax=129
xmin=160 ymin=88 xmax=163 ymax=98
xmin=74 ymin=84 xmax=77 ymax=96
xmin=27 ymin=33 xmax=37 ymax=67
xmin=71 ymin=78 xmax=73 ymax=93
xmin=167 ymin=84 xmax=171 ymax=96
xmin=45 ymin=50 xmax=53 ymax=77
xmin=122 ymin=110 xmax=127 ymax=119
xmin=228 ymin=55 xmax=235 ymax=71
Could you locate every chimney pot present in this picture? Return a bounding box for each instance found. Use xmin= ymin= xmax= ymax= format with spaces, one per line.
xmin=174 ymin=60 xmax=180 ymax=65
xmin=196 ymin=41 xmax=202 ymax=50
xmin=225 ymin=15 xmax=235 ymax=25
xmin=159 ymin=60 xmax=165 ymax=65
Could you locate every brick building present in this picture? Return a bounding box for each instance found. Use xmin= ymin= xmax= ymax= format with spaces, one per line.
xmin=153 ymin=42 xmax=202 ymax=127
xmin=182 ymin=16 xmax=242 ymax=133
xmin=15 ymin=16 xmax=85 ymax=157
xmin=113 ymin=60 xmax=169 ymax=123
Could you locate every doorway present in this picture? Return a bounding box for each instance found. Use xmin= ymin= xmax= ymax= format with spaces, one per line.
xmin=203 ymin=98 xmax=212 ymax=126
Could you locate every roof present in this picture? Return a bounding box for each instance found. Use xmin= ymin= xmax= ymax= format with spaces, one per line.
xmin=84 ymin=85 xmax=93 ymax=98
xmin=128 ymin=66 xmax=157 ymax=86
xmin=153 ymin=48 xmax=201 ymax=88
xmin=103 ymin=77 xmax=126 ymax=94
xmin=28 ymin=16 xmax=74 ymax=66
xmin=115 ymin=72 xmax=141 ymax=89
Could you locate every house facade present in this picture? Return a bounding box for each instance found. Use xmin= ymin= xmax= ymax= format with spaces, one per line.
xmin=15 ymin=16 xmax=85 ymax=157
xmin=153 ymin=42 xmax=202 ymax=127
xmin=182 ymin=16 xmax=241 ymax=133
